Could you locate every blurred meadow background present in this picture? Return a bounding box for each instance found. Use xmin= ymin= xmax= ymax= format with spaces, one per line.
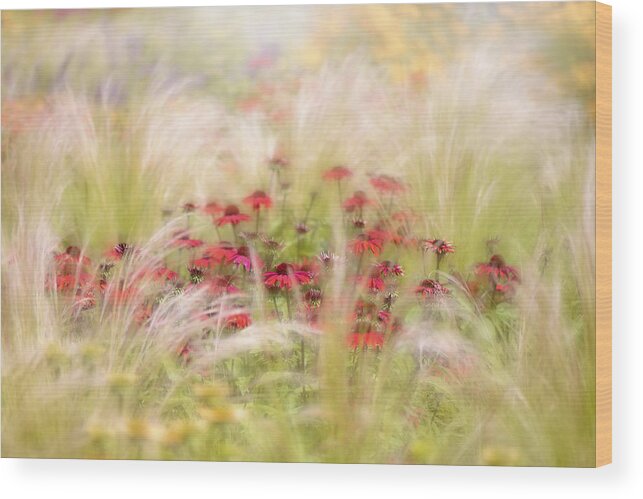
xmin=1 ymin=2 xmax=597 ymax=465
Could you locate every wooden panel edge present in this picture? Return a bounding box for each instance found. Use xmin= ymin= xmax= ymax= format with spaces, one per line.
xmin=595 ymin=0 xmax=612 ymax=468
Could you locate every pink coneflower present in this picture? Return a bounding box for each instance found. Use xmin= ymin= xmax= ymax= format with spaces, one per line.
xmin=193 ymin=243 xmax=236 ymax=268
xmin=415 ymin=279 xmax=450 ymax=298
xmin=228 ymin=245 xmax=262 ymax=272
xmin=172 ymin=234 xmax=204 ymax=249
xmin=243 ymin=190 xmax=273 ymax=211
xmin=263 ymin=263 xmax=312 ymax=289
xmin=317 ymin=251 xmax=339 ymax=268
xmin=367 ymin=227 xmax=393 ymax=244
xmin=348 ymin=331 xmax=385 ymax=349
xmin=359 ymin=272 xmax=385 ymax=293
xmin=295 ymin=259 xmax=320 ymax=281
xmin=260 ymin=236 xmax=284 ymax=253
xmin=352 ymin=218 xmax=366 ymax=229
xmin=475 ymin=254 xmax=520 ymax=282
xmin=304 ymin=288 xmax=323 ymax=307
xmin=373 ymin=260 xmax=404 ymax=277
xmin=349 ymin=233 xmax=383 ymax=257
xmin=54 ymin=272 xmax=94 ymax=293
xmin=343 ymin=191 xmax=371 ymax=213
xmin=216 ymin=205 xmax=251 ymax=226
xmin=202 ymin=201 xmax=224 ymax=216
xmin=377 ymin=309 xmax=392 ymax=325
xmin=151 ymin=267 xmax=178 ymax=282
xmin=352 ymin=300 xmax=383 ymax=329
xmin=177 ymin=342 xmax=192 ymax=362
xmin=207 ymin=242 xmax=235 ymax=255
xmin=183 ymin=202 xmax=197 ymax=213
xmin=225 ymin=312 xmax=252 ymax=330
xmin=187 ymin=266 xmax=205 ymax=284
xmin=323 ymin=165 xmax=353 ymax=181
xmin=494 ymin=283 xmax=514 ymax=294
xmin=205 ymin=275 xmax=239 ymax=295
xmin=54 ymin=246 xmax=91 ymax=268
xmin=422 ymin=239 xmax=455 ymax=255
xmin=369 ymin=174 xmax=405 ymax=194
xmin=107 ymin=243 xmax=133 ymax=261
xmin=422 ymin=239 xmax=455 ymax=272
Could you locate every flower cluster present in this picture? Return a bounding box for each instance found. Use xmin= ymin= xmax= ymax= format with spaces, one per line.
xmin=47 ymin=163 xmax=520 ymax=357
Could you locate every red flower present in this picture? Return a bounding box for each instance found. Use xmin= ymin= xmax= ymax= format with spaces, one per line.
xmin=295 ymin=259 xmax=320 ymax=281
xmin=228 ymin=245 xmax=262 ymax=272
xmin=54 ymin=246 xmax=91 ymax=268
xmin=193 ymin=243 xmax=236 ymax=268
xmin=243 ymin=190 xmax=273 ymax=211
xmin=369 ymin=175 xmax=405 ymax=194
xmin=422 ymin=239 xmax=455 ymax=255
xmin=365 ymin=273 xmax=385 ymax=293
xmin=352 ymin=300 xmax=384 ymax=329
xmin=151 ymin=267 xmax=178 ymax=281
xmin=377 ymin=309 xmax=392 ymax=325
xmin=172 ymin=234 xmax=204 ymax=249
xmin=373 ymin=260 xmax=404 ymax=277
xmin=304 ymin=288 xmax=323 ymax=307
xmin=355 ymin=271 xmax=387 ymax=294
xmin=204 ymin=275 xmax=239 ymax=295
xmin=54 ymin=272 xmax=93 ymax=292
xmin=202 ymin=201 xmax=224 ymax=216
xmin=226 ymin=312 xmax=252 ymax=330
xmin=187 ymin=266 xmax=206 ymax=284
xmin=349 ymin=233 xmax=383 ymax=256
xmin=367 ymin=228 xmax=392 ymax=243
xmin=177 ymin=342 xmax=192 ymax=362
xmin=475 ymin=254 xmax=520 ymax=282
xmin=352 ymin=218 xmax=366 ymax=229
xmin=415 ymin=279 xmax=449 ymax=298
xmin=343 ymin=191 xmax=371 ymax=212
xmin=348 ymin=331 xmax=385 ymax=349
xmin=317 ymin=251 xmax=339 ymax=268
xmin=216 ymin=205 xmax=251 ymax=226
xmin=106 ymin=243 xmax=134 ymax=261
xmin=263 ymin=263 xmax=312 ymax=289
xmin=323 ymin=165 xmax=353 ymax=181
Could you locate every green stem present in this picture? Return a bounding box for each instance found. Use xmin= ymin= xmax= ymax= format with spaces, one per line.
xmin=285 ymin=291 xmax=292 ymax=320
xmin=352 ymin=251 xmax=365 ymax=293
xmin=300 ymin=338 xmax=305 ymax=372
xmin=271 ymin=294 xmax=280 ymax=320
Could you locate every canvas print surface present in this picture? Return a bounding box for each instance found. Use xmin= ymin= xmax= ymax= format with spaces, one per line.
xmin=2 ymin=2 xmax=602 ymax=466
